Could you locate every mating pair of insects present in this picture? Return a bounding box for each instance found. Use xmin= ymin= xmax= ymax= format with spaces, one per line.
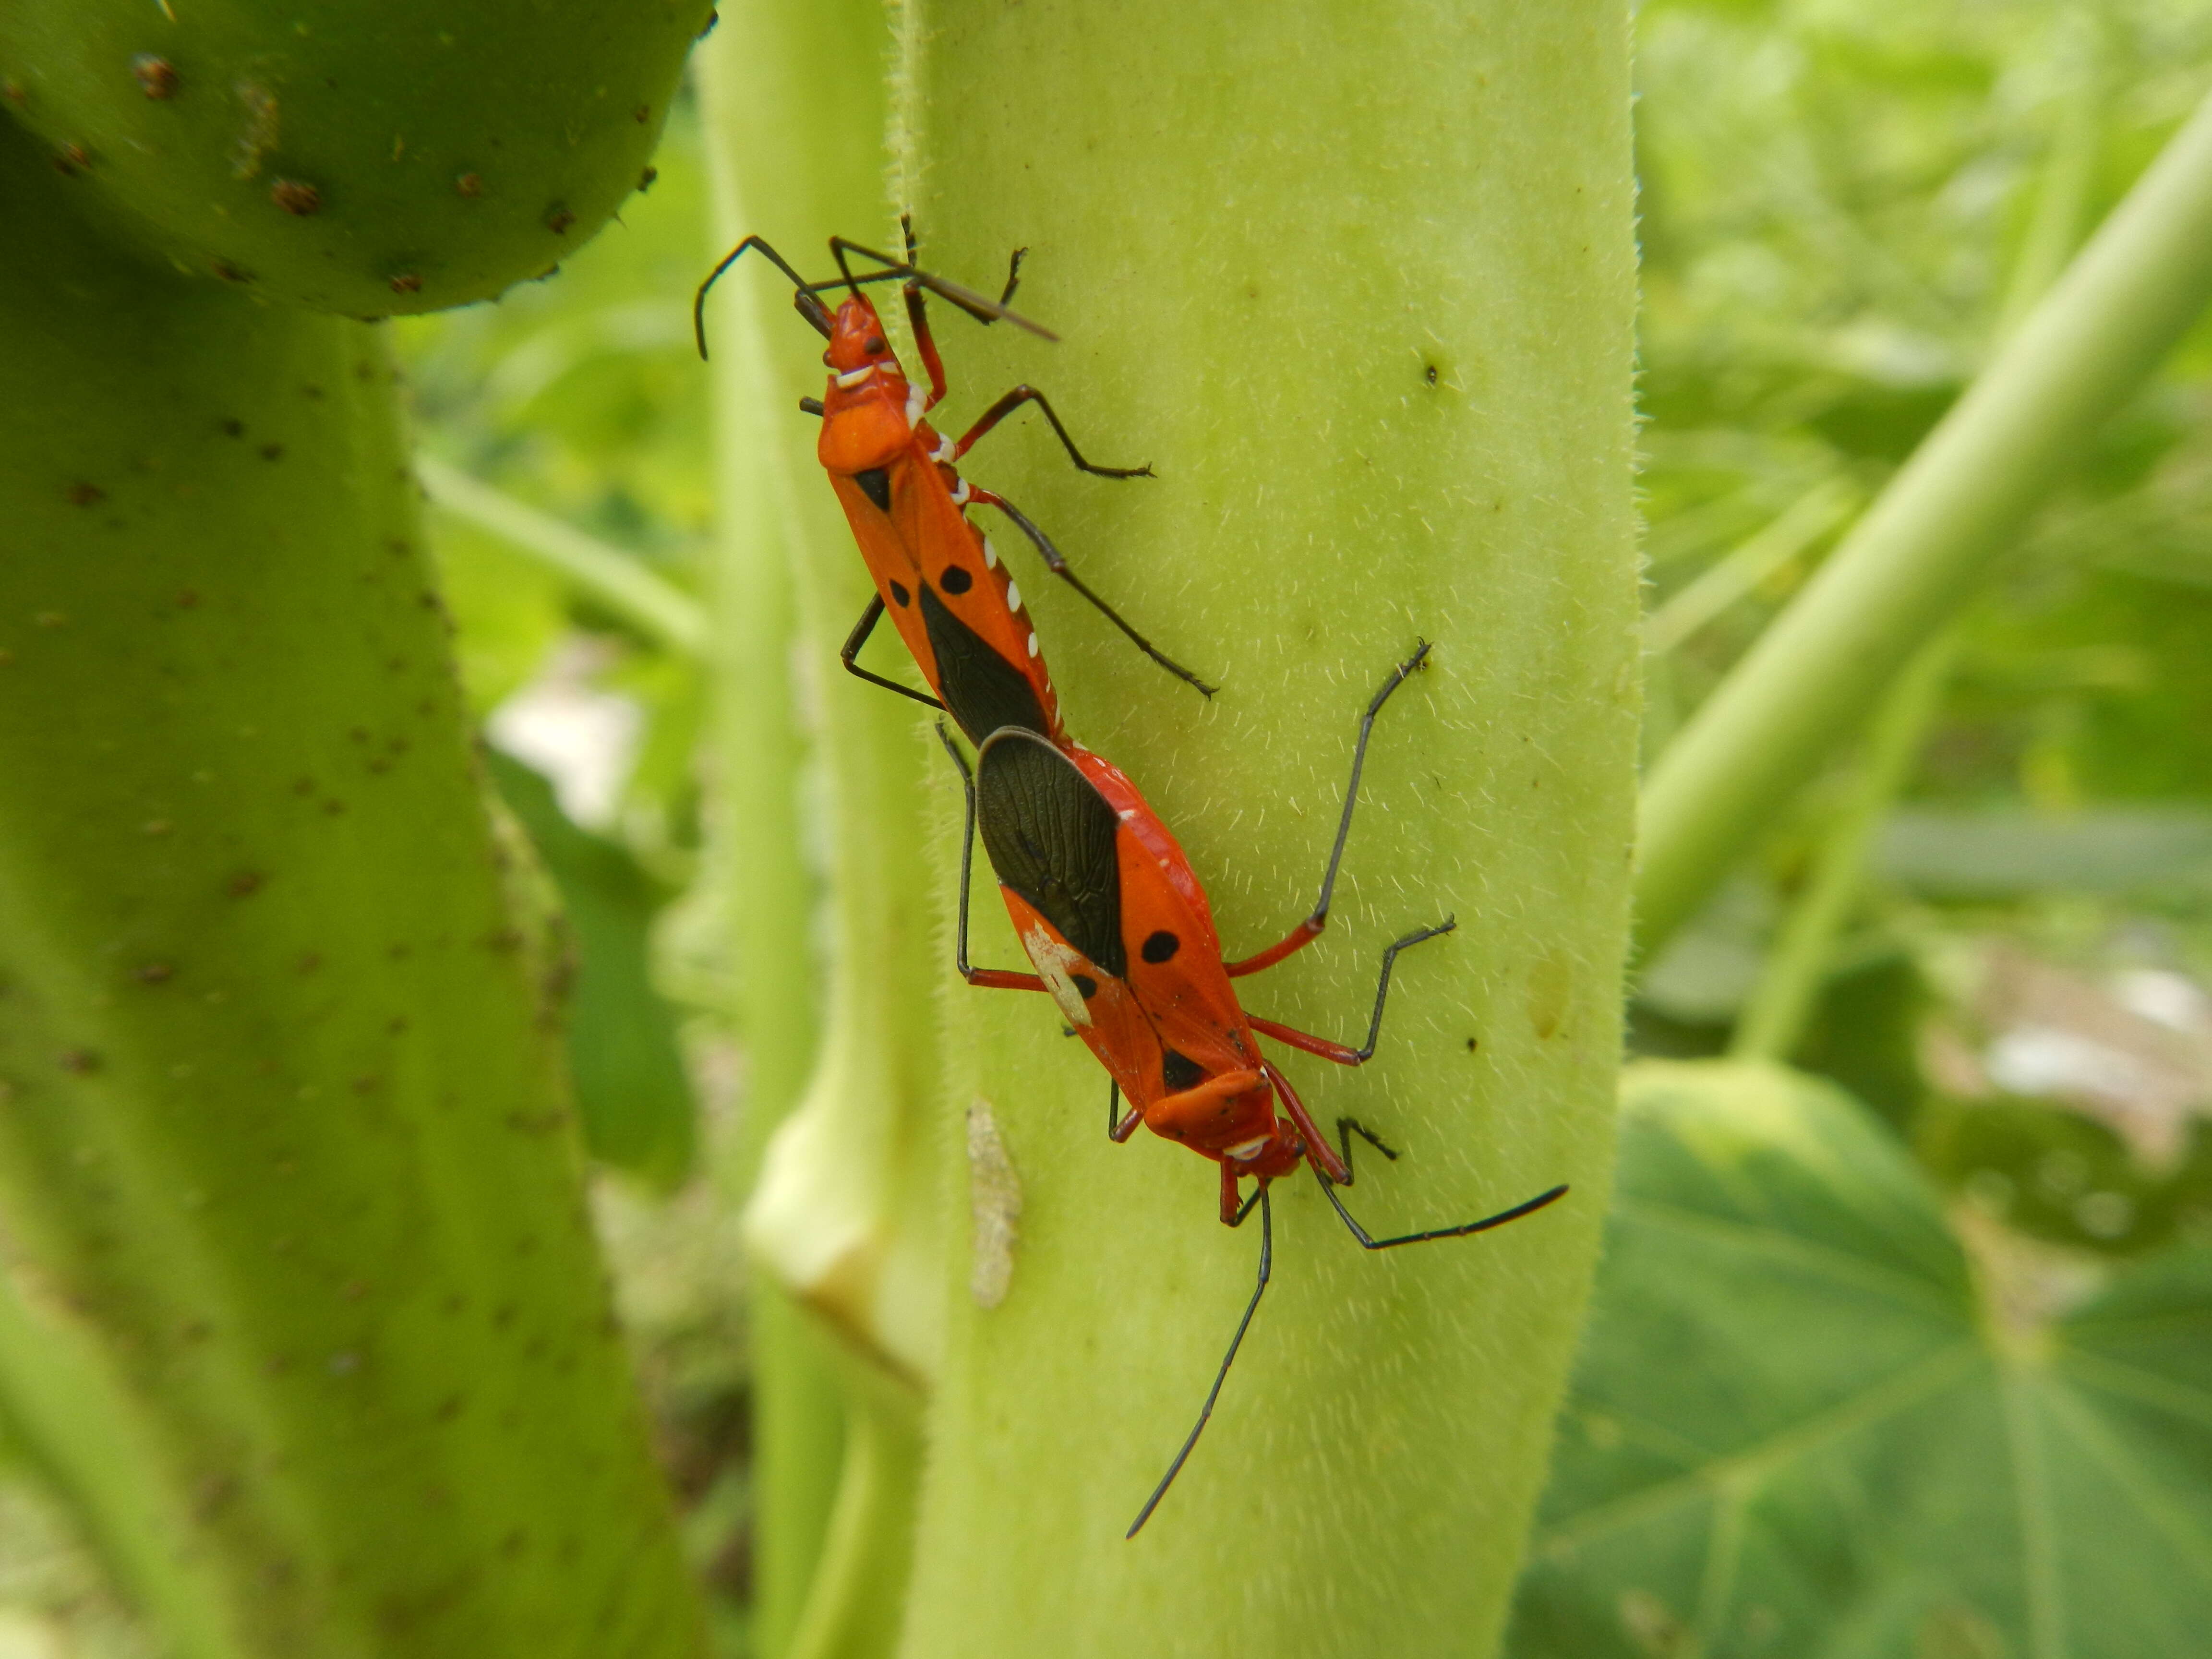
xmin=696 ymin=225 xmax=1565 ymax=1537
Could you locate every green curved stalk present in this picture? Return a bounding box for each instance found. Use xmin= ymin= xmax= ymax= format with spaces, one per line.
xmin=1728 ymin=632 xmax=1954 ymax=1063
xmin=0 ymin=121 xmax=700 ymax=1657
xmin=416 ymin=458 xmax=708 ymax=657
xmin=891 ymin=5 xmax=1639 ymax=1655
xmin=1636 ymin=84 xmax=2212 ymax=960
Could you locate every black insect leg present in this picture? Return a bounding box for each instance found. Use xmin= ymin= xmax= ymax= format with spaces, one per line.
xmin=1315 ymin=1175 xmax=1568 ymax=1252
xmin=954 ymin=385 xmax=1153 ymax=479
xmin=1127 ymin=1187 xmax=1272 ymax=1540
xmin=1227 ymin=640 xmax=1436 ymax=979
xmin=1107 ymin=1079 xmax=1143 ymax=1142
xmin=933 ymin=725 xmax=1047 ymax=992
xmin=1247 ymin=918 xmax=1457 ymax=1067
xmin=842 ymin=595 xmax=946 ymax=712
xmin=973 ymin=491 xmax=1217 ymax=698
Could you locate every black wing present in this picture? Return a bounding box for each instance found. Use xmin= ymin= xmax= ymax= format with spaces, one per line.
xmin=974 ymin=728 xmax=1126 ymax=979
xmin=920 ymin=583 xmax=1052 ymax=745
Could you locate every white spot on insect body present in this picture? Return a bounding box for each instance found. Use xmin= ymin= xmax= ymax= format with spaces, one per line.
xmin=1021 ymin=924 xmax=1094 ymax=1030
xmin=1027 ymin=632 xmax=1039 ymax=658
xmin=835 ymin=364 xmax=877 ymax=389
xmin=930 ymin=433 xmax=955 ymax=463
xmin=1225 ymin=1136 xmax=1269 ymax=1163
xmin=1004 ymin=581 xmax=1021 ymax=612
xmin=905 ymin=382 xmax=926 ymax=427
xmin=950 ymin=478 xmax=971 ymax=506
xmin=967 ymin=1100 xmax=1022 ymax=1310
xmin=982 ymin=535 xmax=998 ymax=570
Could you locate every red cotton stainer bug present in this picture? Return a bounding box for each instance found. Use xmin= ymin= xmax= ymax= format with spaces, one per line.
xmin=934 ymin=640 xmax=1569 ymax=1537
xmin=693 ymin=222 xmax=1214 ymax=748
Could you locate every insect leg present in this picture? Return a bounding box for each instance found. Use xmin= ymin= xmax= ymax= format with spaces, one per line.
xmin=953 ymin=386 xmax=1153 ymax=479
xmin=1246 ymin=917 xmax=1457 ymax=1066
xmin=969 ymin=490 xmax=1218 ymax=698
xmin=1261 ymin=1058 xmax=1351 ymax=1183
xmin=1329 ymin=1118 xmax=1400 ymax=1187
xmin=1314 ymin=1175 xmax=1568 ymax=1252
xmin=898 ymin=215 xmax=951 ymax=411
xmin=842 ymin=594 xmax=947 ymax=711
xmin=933 ymin=723 xmax=1047 ymax=994
xmin=1107 ymin=1079 xmax=1144 ymax=1142
xmin=1226 ymin=640 xmax=1436 ymax=978
xmin=1127 ymin=1186 xmax=1272 ymax=1540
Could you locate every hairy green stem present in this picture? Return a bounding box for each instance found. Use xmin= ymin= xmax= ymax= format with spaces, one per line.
xmin=893 ymin=4 xmax=1639 ymax=1654
xmin=1635 ymin=83 xmax=2212 ymax=959
xmin=416 ymin=458 xmax=708 ymax=657
xmin=1728 ymin=631 xmax=1955 ymax=1062
xmin=0 ymin=120 xmax=700 ymax=1659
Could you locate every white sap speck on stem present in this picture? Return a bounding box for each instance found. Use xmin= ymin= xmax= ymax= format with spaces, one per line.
xmin=966 ymin=1100 xmax=1022 ymax=1310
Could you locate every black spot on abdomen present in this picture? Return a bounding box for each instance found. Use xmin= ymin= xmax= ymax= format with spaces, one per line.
xmin=1142 ymin=930 xmax=1180 ymax=964
xmin=940 ymin=565 xmax=973 ymax=594
xmin=854 ymin=468 xmax=891 ymax=511
xmin=1162 ymin=1049 xmax=1204 ymax=1093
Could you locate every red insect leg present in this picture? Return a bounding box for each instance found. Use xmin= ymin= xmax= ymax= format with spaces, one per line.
xmin=1259 ymin=1058 xmax=1352 ymax=1185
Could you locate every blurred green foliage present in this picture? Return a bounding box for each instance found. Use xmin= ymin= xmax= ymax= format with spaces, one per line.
xmin=1511 ymin=1061 xmax=2212 ymax=1658
xmin=1635 ymin=0 xmax=2212 ymax=1257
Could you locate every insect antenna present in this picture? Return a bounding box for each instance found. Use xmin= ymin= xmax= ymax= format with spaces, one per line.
xmin=694 ymin=235 xmax=832 ymax=357
xmin=1127 ymin=1186 xmax=1273 ymax=1539
xmin=828 ymin=235 xmax=1058 ymax=340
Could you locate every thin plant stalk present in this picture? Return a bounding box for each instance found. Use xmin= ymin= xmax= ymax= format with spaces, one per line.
xmin=696 ymin=8 xmax=938 ymax=1655
xmin=1728 ymin=631 xmax=1956 ymax=1062
xmin=1635 ymin=84 xmax=2212 ymax=960
xmin=417 ymin=457 xmax=708 ymax=657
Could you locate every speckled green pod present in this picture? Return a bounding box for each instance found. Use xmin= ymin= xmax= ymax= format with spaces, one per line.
xmin=0 ymin=122 xmax=703 ymax=1657
xmin=0 ymin=0 xmax=711 ymax=316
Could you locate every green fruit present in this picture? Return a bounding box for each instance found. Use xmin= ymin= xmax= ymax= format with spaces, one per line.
xmin=0 ymin=0 xmax=713 ymax=315
xmin=0 ymin=120 xmax=703 ymax=1655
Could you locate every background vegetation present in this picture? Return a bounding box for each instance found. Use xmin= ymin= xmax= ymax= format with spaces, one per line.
xmin=2 ymin=0 xmax=2211 ymax=1654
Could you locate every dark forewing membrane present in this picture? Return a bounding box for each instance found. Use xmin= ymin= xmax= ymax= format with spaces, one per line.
xmin=975 ymin=730 xmax=1125 ymax=977
xmin=920 ymin=584 xmax=1052 ymax=744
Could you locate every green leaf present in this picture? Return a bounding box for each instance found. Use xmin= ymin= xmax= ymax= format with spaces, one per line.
xmin=1509 ymin=1058 xmax=2212 ymax=1658
xmin=486 ymin=752 xmax=696 ymax=1188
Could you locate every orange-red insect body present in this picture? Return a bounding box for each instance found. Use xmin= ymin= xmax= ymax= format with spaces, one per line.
xmin=695 ymin=228 xmax=1212 ymax=749
xmin=939 ymin=642 xmax=1568 ymax=1536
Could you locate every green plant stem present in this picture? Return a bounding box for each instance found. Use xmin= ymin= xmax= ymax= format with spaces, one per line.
xmin=0 ymin=119 xmax=701 ymax=1659
xmin=1642 ymin=476 xmax=1859 ymax=656
xmin=893 ymin=5 xmax=1639 ymax=1655
xmin=1635 ymin=83 xmax=2212 ymax=961
xmin=695 ymin=10 xmax=931 ymax=1657
xmin=416 ymin=457 xmax=708 ymax=657
xmin=1728 ymin=631 xmax=1955 ymax=1062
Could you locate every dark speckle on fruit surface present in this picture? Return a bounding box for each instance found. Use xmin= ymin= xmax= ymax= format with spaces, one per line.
xmin=270 ymin=179 xmax=321 ymax=216
xmin=131 ymin=55 xmax=178 ymax=100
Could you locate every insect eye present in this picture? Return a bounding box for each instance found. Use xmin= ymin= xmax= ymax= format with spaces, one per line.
xmin=865 ymin=335 xmax=887 ymax=354
xmin=821 ymin=351 xmax=833 ymax=366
